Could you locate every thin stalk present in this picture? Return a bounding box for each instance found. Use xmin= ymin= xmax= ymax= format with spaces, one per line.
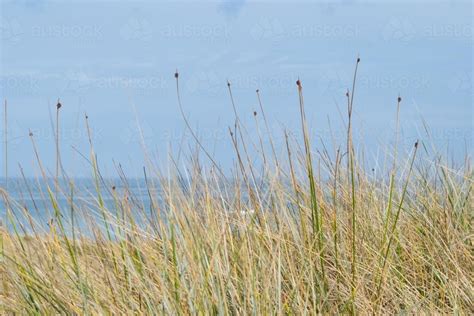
xmin=332 ymin=148 xmax=341 ymax=286
xmin=285 ymin=131 xmax=307 ymax=242
xmin=374 ymin=140 xmax=419 ymax=306
xmin=1 ymin=99 xmax=6 ymax=266
xmin=380 ymin=96 xmax=402 ymax=248
xmin=85 ymin=114 xmax=113 ymax=242
xmin=174 ymin=71 xmax=226 ymax=179
xmin=253 ymin=110 xmax=267 ymax=165
xmin=347 ymin=56 xmax=360 ymax=313
xmin=55 ymin=99 xmax=62 ymax=199
xmin=2 ymin=99 xmax=6 ymax=177
xmin=374 ymin=96 xmax=403 ymax=297
xmin=256 ymin=89 xmax=279 ymax=169
xmin=296 ymin=79 xmax=326 ymax=291
xmin=227 ymin=82 xmax=261 ymax=213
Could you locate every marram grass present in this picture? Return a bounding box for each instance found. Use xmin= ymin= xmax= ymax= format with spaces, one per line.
xmin=0 ymin=68 xmax=473 ymax=315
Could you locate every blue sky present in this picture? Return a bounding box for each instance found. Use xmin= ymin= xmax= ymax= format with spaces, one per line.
xmin=0 ymin=0 xmax=472 ymax=177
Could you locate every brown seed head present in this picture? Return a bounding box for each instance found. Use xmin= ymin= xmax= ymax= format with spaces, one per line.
xmin=56 ymin=101 xmax=62 ymax=109
xmin=253 ymin=111 xmax=257 ymax=116
xmin=414 ymin=140 xmax=419 ymax=148
xmin=398 ymin=96 xmax=402 ymax=103
xmin=296 ymin=79 xmax=301 ymax=87
xmin=112 ymin=186 xmax=116 ymax=191
xmin=227 ymin=81 xmax=231 ymax=87
xmin=357 ymin=57 xmax=360 ymax=63
xmin=29 ymin=131 xmax=33 ymax=137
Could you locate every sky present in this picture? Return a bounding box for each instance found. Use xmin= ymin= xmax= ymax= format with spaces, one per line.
xmin=0 ymin=0 xmax=472 ymax=177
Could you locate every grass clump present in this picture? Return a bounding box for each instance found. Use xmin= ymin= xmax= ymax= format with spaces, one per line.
xmin=0 ymin=64 xmax=472 ymax=314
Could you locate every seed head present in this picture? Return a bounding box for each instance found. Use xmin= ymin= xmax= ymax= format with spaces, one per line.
xmin=56 ymin=100 xmax=62 ymax=110
xmin=398 ymin=96 xmax=402 ymax=103
xmin=227 ymin=81 xmax=231 ymax=87
xmin=174 ymin=71 xmax=179 ymax=79
xmin=29 ymin=131 xmax=33 ymax=137
xmin=414 ymin=140 xmax=419 ymax=148
xmin=357 ymin=57 xmax=360 ymax=63
xmin=112 ymin=186 xmax=116 ymax=191
xmin=253 ymin=111 xmax=257 ymax=116
xmin=346 ymin=91 xmax=350 ymax=98
xmin=296 ymin=79 xmax=301 ymax=87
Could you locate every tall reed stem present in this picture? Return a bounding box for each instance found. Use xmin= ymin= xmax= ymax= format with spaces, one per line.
xmin=1 ymin=99 xmax=6 ymax=261
xmin=347 ymin=56 xmax=360 ymax=314
xmin=296 ymin=79 xmax=326 ymax=292
xmin=4 ymin=99 xmax=7 ymax=191
xmin=55 ymin=100 xmax=62 ymax=198
xmin=375 ymin=140 xmax=419 ymax=306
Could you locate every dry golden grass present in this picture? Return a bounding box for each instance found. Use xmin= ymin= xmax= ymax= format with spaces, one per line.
xmin=0 ymin=65 xmax=472 ymax=314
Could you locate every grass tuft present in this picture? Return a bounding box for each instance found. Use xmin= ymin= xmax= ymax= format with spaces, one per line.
xmin=0 ymin=67 xmax=472 ymax=315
